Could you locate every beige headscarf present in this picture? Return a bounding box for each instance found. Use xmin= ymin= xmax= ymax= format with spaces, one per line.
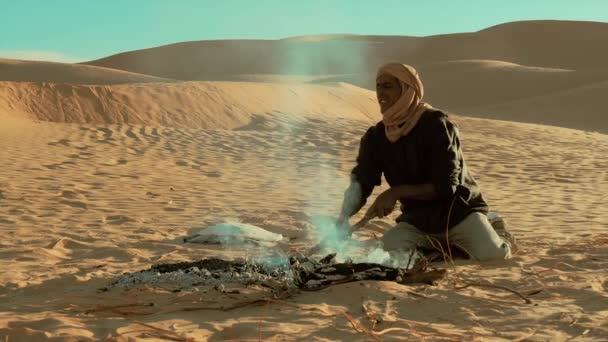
xmin=377 ymin=63 xmax=432 ymax=143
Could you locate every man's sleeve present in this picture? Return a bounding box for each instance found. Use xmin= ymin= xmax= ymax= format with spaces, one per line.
xmin=351 ymin=127 xmax=382 ymax=202
xmin=427 ymin=116 xmax=462 ymax=200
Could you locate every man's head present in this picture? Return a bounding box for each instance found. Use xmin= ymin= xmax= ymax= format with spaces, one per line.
xmin=375 ymin=63 xmax=424 ymax=114
xmin=376 ymin=74 xmax=404 ymax=114
xmin=375 ymin=63 xmax=430 ymax=141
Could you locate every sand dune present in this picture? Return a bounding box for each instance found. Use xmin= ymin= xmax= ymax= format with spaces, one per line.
xmin=418 ymin=60 xmax=608 ymax=119
xmin=73 ymin=20 xmax=608 ymax=132
xmin=0 ymin=58 xmax=172 ymax=85
xmin=3 ymin=20 xmax=608 ymax=131
xmin=2 ymin=59 xmax=608 ymax=132
xmin=309 ymin=59 xmax=608 ymax=132
xmin=462 ymin=79 xmax=608 ymax=132
xmin=83 ymin=20 xmax=608 ymax=79
xmin=281 ymin=34 xmax=360 ymax=42
xmin=474 ymin=20 xmax=608 ymax=70
xmin=313 ymin=59 xmax=608 ymax=104
xmin=0 ymin=81 xmax=379 ymax=129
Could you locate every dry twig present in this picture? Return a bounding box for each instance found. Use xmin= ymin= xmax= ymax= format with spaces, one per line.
xmin=258 ymin=300 xmax=271 ymax=341
xmin=84 ymin=302 xmax=155 ymax=315
xmin=405 ymin=290 xmax=432 ymax=299
xmin=362 ymin=302 xmax=381 ymax=330
xmin=117 ymin=321 xmax=196 ymax=342
xmin=340 ymin=311 xmax=382 ymax=342
xmin=455 ymin=282 xmax=533 ymax=304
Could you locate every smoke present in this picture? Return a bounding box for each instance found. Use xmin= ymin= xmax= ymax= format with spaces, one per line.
xmin=250 ymin=250 xmax=291 ymax=270
xmin=270 ymin=37 xmax=421 ymax=268
xmin=309 ymin=214 xmax=418 ymax=269
xmin=221 ymin=37 xmax=417 ymax=269
xmin=278 ymin=39 xmax=369 ymax=76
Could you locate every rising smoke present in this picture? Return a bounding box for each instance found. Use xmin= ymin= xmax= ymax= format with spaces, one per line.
xmin=271 ymin=38 xmax=417 ymax=269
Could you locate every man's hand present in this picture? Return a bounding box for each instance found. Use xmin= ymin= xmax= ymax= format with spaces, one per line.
xmin=336 ymin=214 xmax=349 ymax=228
xmin=334 ymin=215 xmax=352 ymax=238
xmin=365 ymin=188 xmax=398 ymax=219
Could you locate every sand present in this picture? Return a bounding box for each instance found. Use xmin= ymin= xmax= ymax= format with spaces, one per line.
xmin=1 ymin=19 xmax=607 ymax=341
xmin=0 ymin=81 xmax=378 ymax=129
xmin=0 ymin=58 xmax=171 ymax=85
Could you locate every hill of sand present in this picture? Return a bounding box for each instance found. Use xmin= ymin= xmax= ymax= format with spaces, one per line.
xmin=3 ymin=57 xmax=608 ymax=132
xmin=83 ymin=20 xmax=608 ymax=78
xmin=461 ymin=79 xmax=608 ymax=131
xmin=0 ymin=58 xmax=171 ymax=85
xmin=0 ymin=81 xmax=378 ymax=129
xmin=70 ymin=20 xmax=603 ymax=133
xmin=3 ymin=20 xmax=608 ymax=131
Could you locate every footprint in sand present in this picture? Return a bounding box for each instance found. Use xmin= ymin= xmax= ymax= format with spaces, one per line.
xmin=44 ymin=161 xmax=77 ymax=169
xmin=60 ymin=200 xmax=88 ymax=209
xmin=48 ymin=237 xmax=90 ymax=250
xmin=58 ymin=190 xmax=88 ymax=209
xmin=67 ymin=151 xmax=95 ymax=160
xmin=60 ymin=190 xmax=79 ymax=199
xmin=127 ymin=147 xmax=145 ymax=156
xmin=164 ymin=207 xmax=185 ymax=212
xmin=74 ymin=144 xmax=92 ymax=150
xmin=163 ymin=199 xmax=185 ymax=212
xmin=8 ymin=209 xmax=24 ymax=215
xmin=0 ymin=217 xmax=16 ymax=224
xmin=123 ymin=127 xmax=142 ymax=141
xmin=103 ymin=158 xmax=129 ymax=166
xmin=103 ymin=215 xmax=135 ymax=225
xmin=47 ymin=139 xmax=71 ymax=147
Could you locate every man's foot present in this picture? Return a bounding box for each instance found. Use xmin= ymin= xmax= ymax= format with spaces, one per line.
xmin=488 ymin=212 xmax=518 ymax=254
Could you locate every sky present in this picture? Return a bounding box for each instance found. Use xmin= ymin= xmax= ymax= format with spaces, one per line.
xmin=1 ymin=0 xmax=607 ymax=62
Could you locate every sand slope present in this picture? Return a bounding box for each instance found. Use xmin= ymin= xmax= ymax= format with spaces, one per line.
xmin=462 ymin=79 xmax=608 ymax=132
xmin=6 ymin=20 xmax=605 ymax=132
xmin=83 ymin=20 xmax=608 ymax=79
xmin=3 ymin=59 xmax=608 ymax=132
xmin=0 ymin=112 xmax=607 ymax=340
xmin=0 ymin=58 xmax=171 ymax=85
xmin=0 ymin=81 xmax=379 ymax=129
xmin=307 ymin=58 xmax=608 ymax=132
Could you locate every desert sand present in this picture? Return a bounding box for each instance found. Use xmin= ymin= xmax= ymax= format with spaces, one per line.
xmin=1 ymin=20 xmax=607 ymax=341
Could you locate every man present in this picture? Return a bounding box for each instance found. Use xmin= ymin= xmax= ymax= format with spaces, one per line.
xmin=336 ymin=63 xmax=515 ymax=261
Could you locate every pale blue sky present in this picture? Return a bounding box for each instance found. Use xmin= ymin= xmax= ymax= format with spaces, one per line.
xmin=1 ymin=0 xmax=607 ymax=62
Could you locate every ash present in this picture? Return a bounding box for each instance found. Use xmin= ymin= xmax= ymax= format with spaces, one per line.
xmin=111 ymin=257 xmax=295 ymax=290
xmin=109 ymin=253 xmax=440 ymax=292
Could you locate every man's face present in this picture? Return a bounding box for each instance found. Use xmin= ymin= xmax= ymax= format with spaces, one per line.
xmin=376 ymin=74 xmax=403 ymax=113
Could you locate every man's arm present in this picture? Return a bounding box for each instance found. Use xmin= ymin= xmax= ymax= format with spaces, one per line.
xmin=338 ymin=179 xmax=375 ymax=218
xmin=339 ymin=127 xmax=382 ymax=224
xmin=363 ymin=183 xmax=437 ymax=219
xmin=337 ymin=182 xmax=361 ymax=223
xmin=427 ymin=115 xmax=462 ymax=200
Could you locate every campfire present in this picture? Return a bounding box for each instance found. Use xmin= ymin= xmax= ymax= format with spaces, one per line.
xmin=111 ymin=252 xmax=446 ymax=292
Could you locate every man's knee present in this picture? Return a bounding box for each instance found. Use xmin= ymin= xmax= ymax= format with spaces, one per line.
xmin=470 ymin=242 xmax=511 ymax=261
xmin=381 ymin=222 xmax=422 ymax=252
xmin=450 ymin=212 xmax=512 ymax=261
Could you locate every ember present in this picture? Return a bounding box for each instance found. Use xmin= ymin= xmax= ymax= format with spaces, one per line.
xmin=111 ymin=257 xmax=293 ymax=290
xmin=111 ymin=253 xmax=446 ymax=291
